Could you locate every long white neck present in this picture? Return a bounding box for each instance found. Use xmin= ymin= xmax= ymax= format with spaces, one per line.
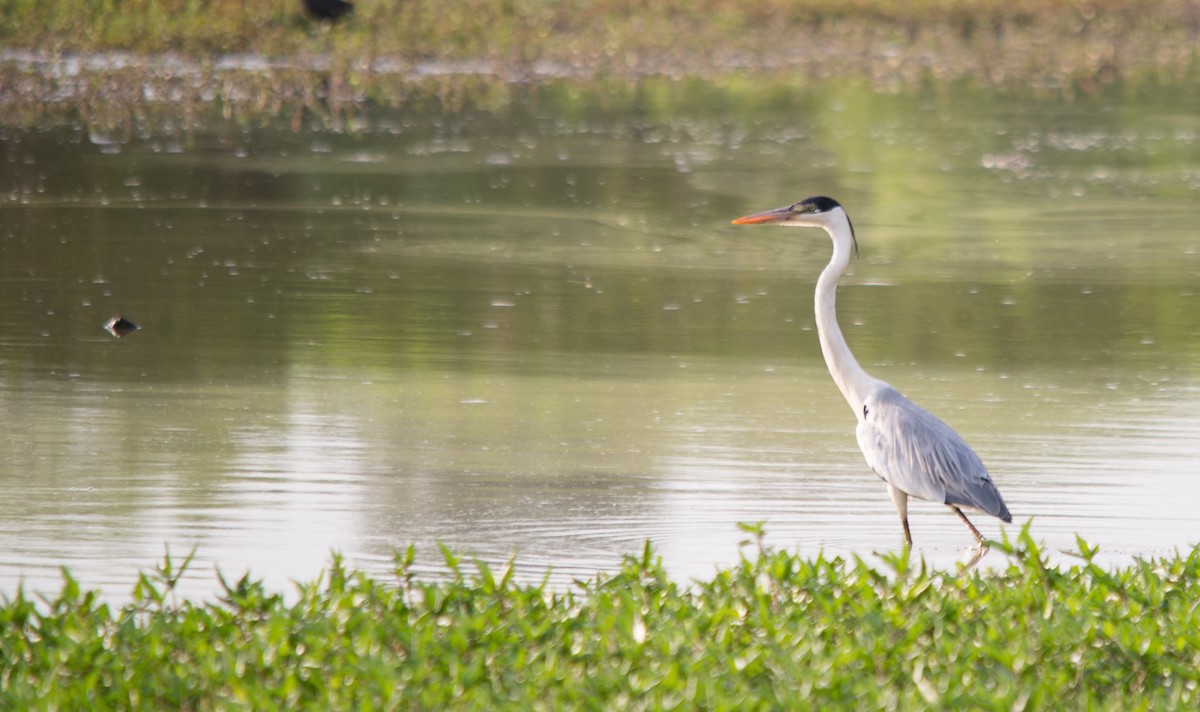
xmin=815 ymin=223 xmax=879 ymax=420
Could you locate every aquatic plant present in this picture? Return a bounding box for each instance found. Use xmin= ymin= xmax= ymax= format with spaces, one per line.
xmin=1 ymin=527 xmax=1197 ymax=708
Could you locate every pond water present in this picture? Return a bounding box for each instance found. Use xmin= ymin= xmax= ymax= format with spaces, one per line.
xmin=2 ymin=78 xmax=1199 ymax=600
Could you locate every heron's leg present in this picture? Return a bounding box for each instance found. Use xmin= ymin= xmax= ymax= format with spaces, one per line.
xmin=950 ymin=506 xmax=986 ymax=545
xmin=887 ymin=484 xmax=912 ymax=547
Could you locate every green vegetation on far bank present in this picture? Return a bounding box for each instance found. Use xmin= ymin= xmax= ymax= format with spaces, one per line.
xmin=0 ymin=0 xmax=1198 ymax=126
xmin=1 ymin=0 xmax=1196 ymax=81
xmin=2 ymin=528 xmax=1198 ymax=709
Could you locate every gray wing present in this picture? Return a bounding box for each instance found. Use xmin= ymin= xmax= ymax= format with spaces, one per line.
xmin=855 ymin=385 xmax=1011 ymax=521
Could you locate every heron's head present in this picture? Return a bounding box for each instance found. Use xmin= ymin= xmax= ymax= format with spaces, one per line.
xmin=731 ymin=196 xmax=858 ymax=256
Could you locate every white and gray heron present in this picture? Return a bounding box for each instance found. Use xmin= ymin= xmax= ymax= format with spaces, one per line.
xmin=732 ymin=196 xmax=1012 ymax=548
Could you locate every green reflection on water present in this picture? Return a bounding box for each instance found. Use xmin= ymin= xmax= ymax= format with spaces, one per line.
xmin=1 ymin=77 xmax=1199 ymax=596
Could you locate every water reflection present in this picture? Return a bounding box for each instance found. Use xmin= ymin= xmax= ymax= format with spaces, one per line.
xmin=1 ymin=79 xmax=1199 ymax=600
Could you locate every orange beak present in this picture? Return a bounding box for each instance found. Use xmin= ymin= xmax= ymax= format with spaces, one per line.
xmin=730 ymin=205 xmax=795 ymax=225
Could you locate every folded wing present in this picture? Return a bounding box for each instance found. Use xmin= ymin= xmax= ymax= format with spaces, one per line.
xmin=856 ymin=385 xmax=1011 ymax=522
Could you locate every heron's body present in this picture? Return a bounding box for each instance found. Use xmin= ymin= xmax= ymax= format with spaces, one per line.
xmin=733 ymin=197 xmax=1011 ymax=547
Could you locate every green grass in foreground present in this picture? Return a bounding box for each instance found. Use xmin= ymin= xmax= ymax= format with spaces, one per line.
xmin=2 ymin=526 xmax=1198 ymax=709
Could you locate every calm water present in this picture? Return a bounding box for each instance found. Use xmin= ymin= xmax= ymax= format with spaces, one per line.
xmin=2 ymin=79 xmax=1199 ymax=600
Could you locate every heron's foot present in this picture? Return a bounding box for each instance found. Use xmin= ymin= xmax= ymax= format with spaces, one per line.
xmin=959 ymin=542 xmax=990 ymax=572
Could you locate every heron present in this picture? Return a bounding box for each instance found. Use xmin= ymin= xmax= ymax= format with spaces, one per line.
xmin=732 ymin=196 xmax=1012 ymax=548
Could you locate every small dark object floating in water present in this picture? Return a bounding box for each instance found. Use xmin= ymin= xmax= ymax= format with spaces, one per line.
xmin=104 ymin=315 xmax=139 ymax=338
xmin=304 ymin=0 xmax=353 ymax=20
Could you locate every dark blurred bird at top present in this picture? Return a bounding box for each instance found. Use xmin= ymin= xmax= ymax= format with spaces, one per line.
xmin=304 ymin=0 xmax=354 ymax=21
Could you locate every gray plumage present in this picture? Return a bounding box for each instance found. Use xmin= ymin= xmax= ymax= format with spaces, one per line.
xmin=858 ymin=385 xmax=1011 ymax=521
